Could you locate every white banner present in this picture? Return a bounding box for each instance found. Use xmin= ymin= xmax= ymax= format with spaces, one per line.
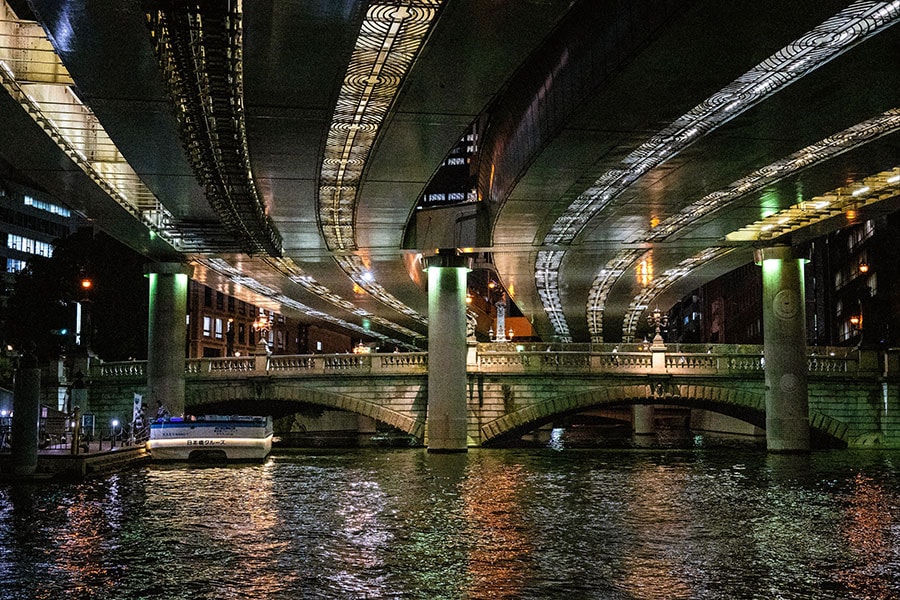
xmin=133 ymin=393 xmax=142 ymax=423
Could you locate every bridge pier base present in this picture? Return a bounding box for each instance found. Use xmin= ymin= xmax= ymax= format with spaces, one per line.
xmin=145 ymin=263 xmax=192 ymax=417
xmin=424 ymin=251 xmax=469 ymax=452
xmin=10 ymin=352 xmax=40 ymax=477
xmin=756 ymin=246 xmax=810 ymax=452
xmin=632 ymin=404 xmax=655 ymax=447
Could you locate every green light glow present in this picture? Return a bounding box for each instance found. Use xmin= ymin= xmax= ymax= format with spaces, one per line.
xmin=760 ymin=191 xmax=780 ymax=219
xmin=175 ymin=273 xmax=188 ymax=295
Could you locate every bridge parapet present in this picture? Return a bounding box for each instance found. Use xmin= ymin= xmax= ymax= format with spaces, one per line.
xmin=89 ymin=346 xmax=891 ymax=380
xmin=93 ymin=362 xmax=146 ymax=378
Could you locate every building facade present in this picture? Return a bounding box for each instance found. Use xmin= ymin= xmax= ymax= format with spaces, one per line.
xmin=0 ymin=178 xmax=83 ymax=348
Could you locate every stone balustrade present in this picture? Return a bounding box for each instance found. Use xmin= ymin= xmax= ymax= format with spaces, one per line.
xmin=89 ymin=344 xmax=892 ymax=380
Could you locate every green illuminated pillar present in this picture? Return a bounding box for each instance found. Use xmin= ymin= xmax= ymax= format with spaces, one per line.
xmin=425 ymin=251 xmax=469 ymax=452
xmin=145 ymin=263 xmax=192 ymax=417
xmin=755 ymin=246 xmax=809 ymax=452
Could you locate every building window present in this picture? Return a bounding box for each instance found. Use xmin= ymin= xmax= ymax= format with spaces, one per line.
xmin=276 ymin=330 xmax=284 ymax=350
xmin=214 ymin=318 xmax=224 ymax=340
xmin=6 ymin=258 xmax=26 ymax=272
xmin=238 ymin=323 xmax=246 ymax=344
xmin=228 ymin=296 xmax=235 ymax=312
xmin=7 ymin=234 xmax=53 ymax=257
xmin=23 ymin=194 xmax=71 ymax=217
xmin=238 ymin=300 xmax=246 ymax=315
xmin=867 ymin=273 xmax=877 ymax=297
xmin=202 ymin=316 xmax=212 ymax=337
xmin=204 ymin=286 xmax=212 ymax=307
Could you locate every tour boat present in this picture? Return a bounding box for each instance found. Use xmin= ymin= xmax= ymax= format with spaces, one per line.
xmin=148 ymin=415 xmax=274 ymax=461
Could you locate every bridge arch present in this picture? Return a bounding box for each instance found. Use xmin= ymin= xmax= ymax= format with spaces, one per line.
xmin=480 ymin=384 xmax=849 ymax=448
xmin=187 ymin=381 xmax=425 ymax=438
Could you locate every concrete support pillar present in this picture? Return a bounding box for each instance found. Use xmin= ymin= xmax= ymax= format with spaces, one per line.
xmin=633 ymin=404 xmax=655 ymax=447
xmin=145 ymin=263 xmax=192 ymax=417
xmin=11 ymin=352 xmax=40 ymax=476
xmin=425 ymin=251 xmax=469 ymax=452
xmin=755 ymin=246 xmax=810 ymax=452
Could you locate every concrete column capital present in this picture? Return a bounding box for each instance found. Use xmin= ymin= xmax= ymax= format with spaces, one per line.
xmin=754 ymin=245 xmax=806 ymax=264
xmin=144 ymin=262 xmax=194 ymax=277
xmin=422 ymin=249 xmax=470 ymax=270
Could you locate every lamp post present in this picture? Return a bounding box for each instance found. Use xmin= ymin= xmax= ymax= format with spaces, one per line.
xmin=76 ymin=277 xmax=93 ymax=354
xmin=253 ymin=313 xmax=273 ymax=355
xmin=647 ymin=307 xmax=669 ymax=350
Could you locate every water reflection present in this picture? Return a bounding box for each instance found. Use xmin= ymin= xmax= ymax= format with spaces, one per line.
xmin=461 ymin=454 xmax=530 ymax=599
xmin=1 ymin=449 xmax=900 ymax=599
xmin=618 ymin=463 xmax=694 ymax=599
xmin=837 ymin=473 xmax=894 ymax=599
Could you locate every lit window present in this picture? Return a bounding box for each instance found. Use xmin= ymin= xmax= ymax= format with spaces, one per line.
xmin=23 ymin=195 xmax=71 ymax=217
xmin=214 ymin=318 xmax=224 ymax=339
xmin=7 ymin=234 xmax=53 ymax=257
xmin=867 ymin=273 xmax=877 ymax=296
xmin=6 ymin=258 xmax=26 ymax=272
xmin=202 ymin=316 xmax=212 ymax=337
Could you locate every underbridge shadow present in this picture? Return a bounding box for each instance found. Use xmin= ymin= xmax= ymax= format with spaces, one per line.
xmin=480 ymin=385 xmax=848 ymax=449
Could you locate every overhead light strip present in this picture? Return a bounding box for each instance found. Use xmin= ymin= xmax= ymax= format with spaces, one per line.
xmin=644 ymin=109 xmax=900 ymax=242
xmin=0 ymin=1 xmax=181 ymax=248
xmin=620 ymin=247 xmax=735 ymax=343
xmin=535 ymin=1 xmax=900 ymax=341
xmin=146 ymin=0 xmax=283 ymax=256
xmin=197 ymin=257 xmax=419 ymax=349
xmin=584 ymin=109 xmax=900 ymax=342
xmin=726 ymin=166 xmax=900 ymax=241
xmin=317 ymin=1 xmax=441 ymax=324
xmin=265 ymin=256 xmax=426 ymax=339
xmin=585 ymin=249 xmax=647 ymax=343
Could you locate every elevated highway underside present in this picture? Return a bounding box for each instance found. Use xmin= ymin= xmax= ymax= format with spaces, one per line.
xmin=0 ymin=0 xmax=898 ymax=347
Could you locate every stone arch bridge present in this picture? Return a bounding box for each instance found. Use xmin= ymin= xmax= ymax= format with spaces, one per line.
xmin=88 ymin=344 xmax=900 ymax=448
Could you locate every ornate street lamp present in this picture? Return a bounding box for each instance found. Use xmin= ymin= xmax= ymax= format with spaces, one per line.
xmin=647 ymin=307 xmax=669 ymax=349
xmin=253 ymin=313 xmax=273 ymax=354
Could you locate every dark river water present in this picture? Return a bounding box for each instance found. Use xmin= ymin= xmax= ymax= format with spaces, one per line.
xmin=1 ymin=447 xmax=899 ymax=599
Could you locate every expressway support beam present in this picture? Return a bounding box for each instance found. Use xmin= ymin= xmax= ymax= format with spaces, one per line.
xmin=755 ymin=246 xmax=810 ymax=452
xmin=145 ymin=263 xmax=193 ymax=418
xmin=424 ymin=251 xmax=470 ymax=452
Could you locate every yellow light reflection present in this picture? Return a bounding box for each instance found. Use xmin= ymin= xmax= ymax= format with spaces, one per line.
xmin=56 ymin=490 xmax=115 ymax=596
xmin=617 ymin=464 xmax=694 ymax=600
xmin=835 ymin=473 xmax=894 ymax=599
xmin=462 ymin=458 xmax=530 ymax=599
xmin=636 ymin=255 xmax=654 ymax=287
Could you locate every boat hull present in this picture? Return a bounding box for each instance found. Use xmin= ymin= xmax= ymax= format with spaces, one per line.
xmin=149 ymin=416 xmax=273 ymax=461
